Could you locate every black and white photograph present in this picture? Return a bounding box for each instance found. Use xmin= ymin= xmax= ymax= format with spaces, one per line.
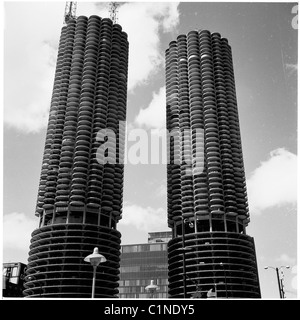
xmin=2 ymin=1 xmax=298 ymax=304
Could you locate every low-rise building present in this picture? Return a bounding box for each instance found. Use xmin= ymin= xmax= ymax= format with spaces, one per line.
xmin=3 ymin=262 xmax=26 ymax=297
xmin=118 ymin=231 xmax=171 ymax=298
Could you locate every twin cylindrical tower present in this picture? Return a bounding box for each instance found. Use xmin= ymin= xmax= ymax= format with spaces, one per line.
xmin=24 ymin=12 xmax=261 ymax=298
xmin=24 ymin=15 xmax=128 ymax=298
xmin=166 ymin=30 xmax=261 ymax=298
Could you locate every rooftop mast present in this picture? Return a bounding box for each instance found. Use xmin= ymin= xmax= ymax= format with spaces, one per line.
xmin=64 ymin=1 xmax=77 ymax=24
xmin=109 ymin=2 xmax=119 ymax=24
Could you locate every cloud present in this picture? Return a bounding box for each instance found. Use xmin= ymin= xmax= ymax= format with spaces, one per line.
xmin=3 ymin=212 xmax=38 ymax=251
xmin=119 ymin=3 xmax=179 ymax=91
xmin=291 ymin=265 xmax=297 ymax=291
xmin=4 ymin=2 xmax=65 ymax=133
xmin=275 ymin=254 xmax=297 ymax=292
xmin=247 ymin=148 xmax=297 ymax=214
xmin=4 ymin=2 xmax=179 ymax=133
xmin=285 ymin=63 xmax=298 ymax=75
xmin=120 ymin=203 xmax=168 ymax=232
xmin=277 ymin=255 xmax=297 ymax=295
xmin=135 ymin=86 xmax=166 ymax=129
xmin=276 ymin=253 xmax=296 ymax=266
xmin=155 ymin=183 xmax=168 ymax=198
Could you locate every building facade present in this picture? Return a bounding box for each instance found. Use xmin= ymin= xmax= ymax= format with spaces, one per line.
xmin=3 ymin=262 xmax=26 ymax=297
xmin=118 ymin=232 xmax=171 ymax=298
xmin=166 ymin=30 xmax=261 ymax=298
xmin=24 ymin=15 xmax=128 ymax=298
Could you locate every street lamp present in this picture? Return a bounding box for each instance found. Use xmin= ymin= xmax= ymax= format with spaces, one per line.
xmin=220 ymin=262 xmax=228 ymax=298
xmin=181 ymin=217 xmax=187 ymax=298
xmin=264 ymin=265 xmax=290 ymax=299
xmin=145 ymin=280 xmax=159 ymax=298
xmin=84 ymin=247 xmax=107 ymax=298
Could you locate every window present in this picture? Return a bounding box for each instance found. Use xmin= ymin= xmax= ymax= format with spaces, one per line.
xmin=122 ymin=245 xmax=139 ymax=253
xmin=150 ymin=244 xmax=162 ymax=251
xmin=120 ymin=266 xmax=140 ymax=273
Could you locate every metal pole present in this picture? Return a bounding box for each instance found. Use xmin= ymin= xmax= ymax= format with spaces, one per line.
xmin=280 ymin=278 xmax=285 ymax=299
xmin=92 ymin=265 xmax=97 ymax=298
xmin=276 ymin=268 xmax=283 ymax=299
xmin=182 ymin=219 xmax=187 ymax=298
xmin=275 ymin=268 xmax=282 ymax=299
xmin=150 ymin=289 xmax=155 ymax=299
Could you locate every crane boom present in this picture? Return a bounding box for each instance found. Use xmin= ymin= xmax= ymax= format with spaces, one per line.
xmin=109 ymin=2 xmax=119 ymax=24
xmin=64 ymin=1 xmax=77 ymax=24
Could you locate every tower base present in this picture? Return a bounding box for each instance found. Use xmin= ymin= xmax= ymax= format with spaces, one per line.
xmin=168 ymin=231 xmax=261 ymax=298
xmin=23 ymin=223 xmax=121 ymax=298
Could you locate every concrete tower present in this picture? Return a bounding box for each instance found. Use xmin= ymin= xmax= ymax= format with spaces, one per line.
xmin=166 ymin=30 xmax=261 ymax=298
xmin=24 ymin=14 xmax=128 ymax=298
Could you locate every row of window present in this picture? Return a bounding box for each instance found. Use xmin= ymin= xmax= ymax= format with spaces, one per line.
xmin=121 ymin=243 xmax=167 ymax=253
xmin=118 ymin=278 xmax=168 ymax=287
xmin=121 ymin=256 xmax=166 ymax=265
xmin=118 ymin=285 xmax=169 ymax=294
xmin=119 ymin=292 xmax=168 ymax=298
xmin=120 ymin=265 xmax=168 ymax=273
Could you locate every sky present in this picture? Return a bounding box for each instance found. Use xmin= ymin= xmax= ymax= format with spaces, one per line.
xmin=1 ymin=1 xmax=298 ymax=299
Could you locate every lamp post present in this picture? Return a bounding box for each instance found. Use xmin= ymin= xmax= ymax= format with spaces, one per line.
xmin=264 ymin=265 xmax=290 ymax=299
xmin=181 ymin=218 xmax=187 ymax=299
xmin=84 ymin=247 xmax=106 ymax=298
xmin=220 ymin=262 xmax=228 ymax=298
xmin=145 ymin=280 xmax=159 ymax=298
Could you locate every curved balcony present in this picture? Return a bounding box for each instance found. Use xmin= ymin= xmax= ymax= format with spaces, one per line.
xmin=168 ymin=231 xmax=260 ymax=298
xmin=24 ymin=224 xmax=121 ymax=298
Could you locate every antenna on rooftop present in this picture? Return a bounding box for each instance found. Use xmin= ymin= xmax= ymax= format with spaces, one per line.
xmin=64 ymin=1 xmax=77 ymax=25
xmin=109 ymin=2 xmax=120 ymax=24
